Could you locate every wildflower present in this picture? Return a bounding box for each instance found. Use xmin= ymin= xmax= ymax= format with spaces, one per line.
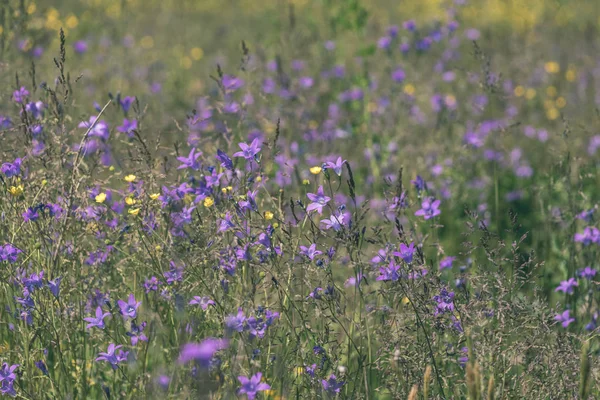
xmin=439 ymin=256 xmax=456 ymax=271
xmin=34 ymin=360 xmax=48 ymax=375
xmin=178 ymin=338 xmax=229 ymax=366
xmin=0 ymin=363 xmax=18 ymax=397
xmin=8 ymin=185 xmax=23 ymax=197
xmin=233 ymin=138 xmax=262 ymax=161
xmin=433 ymin=288 xmax=455 ymax=316
xmin=574 ymin=227 xmax=600 ymax=246
xmin=127 ymin=321 xmax=148 ymax=346
xmin=218 ymin=212 xmax=235 ymax=232
xmin=128 ymin=208 xmax=140 ymax=216
xmin=84 ymin=307 xmax=111 ymax=330
xmin=554 ymin=310 xmax=575 ymax=328
xmin=96 ymin=344 xmax=129 ymax=370
xmin=95 ymin=193 xmax=107 ymax=203
xmin=189 ymin=296 xmax=215 ymax=310
xmin=177 ymin=147 xmax=202 ymax=171
xmin=310 ymin=166 xmax=322 ymax=175
xmin=321 ymin=211 xmax=345 ymax=231
xmin=1 ymin=158 xmax=22 ymax=177
xmin=117 ymin=294 xmax=141 ymax=319
xmin=324 ymin=157 xmax=346 ymax=176
xmin=117 ymin=118 xmax=137 ymax=135
xmin=124 ymin=174 xmax=136 ymax=183
xmin=144 ymin=277 xmax=160 ymax=293
xmin=264 ymin=211 xmax=274 ymax=220
xmin=125 ymin=197 xmax=136 ymax=206
xmin=306 ymin=186 xmax=331 ymax=215
xmin=376 ymin=261 xmax=401 ymax=282
xmin=299 ymin=244 xmax=322 ymax=260
xmin=322 ymin=374 xmax=344 ymax=395
xmin=393 ymin=242 xmax=415 ymax=263
xmin=203 ymin=197 xmax=214 ymax=207
xmin=578 ymin=267 xmax=597 ymax=280
xmin=411 ymin=175 xmax=427 ymax=192
xmin=414 ymin=197 xmax=441 ymax=220
xmin=238 ymin=372 xmax=271 ymax=400
xmin=13 ymin=87 xmax=29 ymax=103
xmin=149 ymin=193 xmax=160 ymax=200
xmin=22 ymin=207 xmax=40 ymax=222
xmin=120 ymin=96 xmax=135 ymax=113
xmin=216 ymin=149 xmax=234 ymax=170
xmin=0 ymin=244 xmax=22 ymax=263
xmin=48 ymin=277 xmax=61 ymax=298
xmin=555 ymin=278 xmax=578 ymax=294
xmin=225 ymin=308 xmax=246 ymax=333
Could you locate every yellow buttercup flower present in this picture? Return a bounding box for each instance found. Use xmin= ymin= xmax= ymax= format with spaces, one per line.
xmin=8 ymin=185 xmax=24 ymax=197
xmin=95 ymin=193 xmax=107 ymax=203
xmin=310 ymin=166 xmax=322 ymax=175
xmin=302 ymin=179 xmax=310 ymax=185
xmin=204 ymin=197 xmax=214 ymax=207
xmin=128 ymin=208 xmax=140 ymax=216
xmin=124 ymin=174 xmax=136 ymax=182
xmin=149 ymin=193 xmax=160 ymax=200
xmin=401 ymin=296 xmax=411 ymax=305
xmin=125 ymin=197 xmax=136 ymax=206
xmin=264 ymin=211 xmax=274 ymax=220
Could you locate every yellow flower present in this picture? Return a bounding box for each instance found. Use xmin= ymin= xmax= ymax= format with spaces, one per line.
xmin=124 ymin=174 xmax=136 ymax=182
xmin=155 ymin=245 xmax=162 ymax=251
xmin=302 ymin=179 xmax=310 ymax=185
xmin=513 ymin=86 xmax=525 ymax=97
xmin=8 ymin=185 xmax=23 ymax=197
xmin=556 ymin=97 xmax=567 ymax=108
xmin=256 ymin=176 xmax=262 ymax=182
xmin=544 ymin=61 xmax=560 ymax=74
xmin=95 ymin=193 xmax=107 ymax=203
xmin=565 ymin=68 xmax=576 ymax=82
xmin=401 ymin=296 xmax=411 ymax=305
xmin=226 ymin=186 xmax=233 ymax=192
xmin=41 ymin=179 xmax=47 ymax=186
xmin=204 ymin=197 xmax=214 ymax=207
xmin=109 ymin=166 xmax=115 ymax=172
xmin=264 ymin=211 xmax=274 ymax=220
xmin=525 ymin=88 xmax=536 ymax=100
xmin=125 ymin=197 xmax=136 ymax=206
xmin=128 ymin=208 xmax=140 ymax=216
xmin=295 ymin=366 xmax=305 ymax=376
xmin=403 ymin=83 xmax=415 ymax=96
xmin=309 ymin=166 xmax=322 ymax=175
xmin=149 ymin=193 xmax=160 ymax=200
xmin=272 ymin=222 xmax=279 ymax=229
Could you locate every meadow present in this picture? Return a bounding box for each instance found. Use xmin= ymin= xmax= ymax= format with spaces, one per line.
xmin=0 ymin=0 xmax=599 ymax=398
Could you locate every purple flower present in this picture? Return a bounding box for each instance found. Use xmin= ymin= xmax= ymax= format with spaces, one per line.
xmin=554 ymin=310 xmax=575 ymax=328
xmin=126 ymin=321 xmax=148 ymax=346
xmin=415 ymin=198 xmax=441 ymax=220
xmin=237 ymin=372 xmax=270 ymax=399
xmin=78 ymin=116 xmax=109 ymax=141
xmin=233 ymin=138 xmax=262 ymax=161
xmin=439 ymin=256 xmax=456 ymax=271
xmin=1 ymin=158 xmax=22 ymax=177
xmin=120 ymin=96 xmax=135 ymax=113
xmin=117 ymin=294 xmax=141 ymax=319
xmin=144 ymin=276 xmax=159 ymax=293
xmin=324 ymin=157 xmax=346 ymax=176
xmin=393 ymin=242 xmax=415 ymax=263
xmin=433 ymin=288 xmax=455 ymax=316
xmin=307 ymin=186 xmax=331 ymax=215
xmin=377 ymin=36 xmax=392 ymax=49
xmin=222 ymin=75 xmax=245 ymax=92
xmin=0 ymin=244 xmax=21 ymax=263
xmin=177 ymin=147 xmax=202 ymax=171
xmin=96 ymin=344 xmax=129 ymax=370
xmin=578 ymin=267 xmax=597 ymax=280
xmin=218 ymin=212 xmax=236 ymax=232
xmin=321 ymin=211 xmax=345 ymax=231
xmin=178 ymin=338 xmax=229 ymax=366
xmin=376 ymin=261 xmax=401 ymax=282
xmin=189 ymin=296 xmax=215 ymax=310
xmin=225 ymin=308 xmax=246 ymax=333
xmin=13 ymin=87 xmax=29 ymax=103
xmin=216 ymin=149 xmax=234 ymax=170
xmin=48 ymin=277 xmax=61 ymax=298
xmin=117 ymin=118 xmax=137 ymax=135
xmin=555 ymin=278 xmax=578 ymax=294
xmin=322 ymin=374 xmax=344 ymax=395
xmin=574 ymin=227 xmax=600 ymax=246
xmin=22 ymin=207 xmax=40 ymax=222
xmin=411 ymin=175 xmax=427 ymax=192
xmin=299 ymin=244 xmax=322 ymax=260
xmin=84 ymin=306 xmax=111 ymax=329
xmin=391 ymin=68 xmax=406 ymax=83
xmin=73 ymin=40 xmax=88 ymax=54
